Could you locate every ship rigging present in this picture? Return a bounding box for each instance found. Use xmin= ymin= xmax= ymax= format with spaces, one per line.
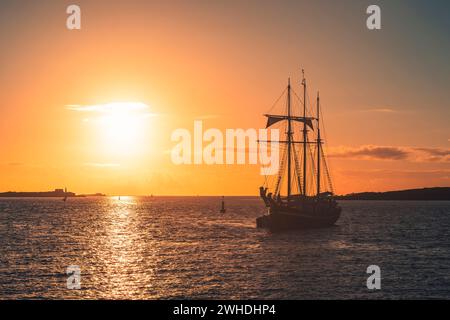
xmin=257 ymin=70 xmax=341 ymax=231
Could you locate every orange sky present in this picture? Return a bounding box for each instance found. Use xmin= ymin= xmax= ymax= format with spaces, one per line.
xmin=0 ymin=0 xmax=449 ymax=195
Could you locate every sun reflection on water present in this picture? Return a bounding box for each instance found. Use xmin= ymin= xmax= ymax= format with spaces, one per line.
xmin=88 ymin=196 xmax=158 ymax=299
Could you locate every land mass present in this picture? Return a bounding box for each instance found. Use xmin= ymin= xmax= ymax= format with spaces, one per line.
xmin=336 ymin=187 xmax=450 ymax=201
xmin=0 ymin=189 xmax=105 ymax=198
xmin=0 ymin=187 xmax=449 ymax=200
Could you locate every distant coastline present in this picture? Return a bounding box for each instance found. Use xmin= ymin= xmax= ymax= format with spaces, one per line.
xmin=0 ymin=188 xmax=105 ymax=198
xmin=0 ymin=187 xmax=449 ymax=200
xmin=336 ymin=187 xmax=450 ymax=201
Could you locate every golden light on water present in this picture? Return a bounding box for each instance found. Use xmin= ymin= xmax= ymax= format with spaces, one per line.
xmin=90 ymin=196 xmax=158 ymax=299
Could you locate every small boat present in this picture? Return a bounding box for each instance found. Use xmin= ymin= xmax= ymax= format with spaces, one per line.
xmin=257 ymin=70 xmax=341 ymax=231
xmin=219 ymin=196 xmax=226 ymax=213
xmin=62 ymin=187 xmax=68 ymax=202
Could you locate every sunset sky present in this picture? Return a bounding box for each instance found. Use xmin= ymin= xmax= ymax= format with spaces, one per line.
xmin=1 ymin=0 xmax=449 ymax=195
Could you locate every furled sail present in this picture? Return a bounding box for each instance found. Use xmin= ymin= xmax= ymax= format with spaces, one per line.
xmin=264 ymin=114 xmax=315 ymax=130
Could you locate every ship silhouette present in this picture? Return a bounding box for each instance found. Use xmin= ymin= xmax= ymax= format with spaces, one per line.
xmin=257 ymin=70 xmax=341 ymax=231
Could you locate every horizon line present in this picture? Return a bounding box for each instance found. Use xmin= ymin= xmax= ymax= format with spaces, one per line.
xmin=1 ymin=186 xmax=449 ymax=198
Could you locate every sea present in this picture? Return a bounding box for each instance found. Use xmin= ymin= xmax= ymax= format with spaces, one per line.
xmin=0 ymin=197 xmax=449 ymax=299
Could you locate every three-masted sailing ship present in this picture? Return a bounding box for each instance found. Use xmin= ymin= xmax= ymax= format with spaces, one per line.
xmin=257 ymin=71 xmax=341 ymax=231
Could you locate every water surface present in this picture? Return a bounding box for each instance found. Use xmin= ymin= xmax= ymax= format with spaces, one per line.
xmin=0 ymin=197 xmax=449 ymax=299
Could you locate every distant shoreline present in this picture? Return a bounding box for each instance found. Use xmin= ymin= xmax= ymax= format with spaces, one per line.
xmin=0 ymin=187 xmax=449 ymax=200
xmin=335 ymin=187 xmax=450 ymax=201
xmin=0 ymin=189 xmax=105 ymax=198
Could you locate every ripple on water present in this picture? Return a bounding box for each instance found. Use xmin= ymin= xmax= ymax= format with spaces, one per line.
xmin=0 ymin=197 xmax=450 ymax=299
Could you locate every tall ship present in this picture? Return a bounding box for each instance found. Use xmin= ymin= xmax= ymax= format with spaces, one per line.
xmin=257 ymin=70 xmax=341 ymax=231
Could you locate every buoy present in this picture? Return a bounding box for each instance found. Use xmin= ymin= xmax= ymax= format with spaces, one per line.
xmin=220 ymin=196 xmax=226 ymax=213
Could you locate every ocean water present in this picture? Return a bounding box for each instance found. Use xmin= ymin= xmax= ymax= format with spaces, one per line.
xmin=0 ymin=197 xmax=449 ymax=299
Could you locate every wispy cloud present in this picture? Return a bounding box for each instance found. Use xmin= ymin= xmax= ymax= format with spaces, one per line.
xmin=195 ymin=114 xmax=221 ymax=120
xmin=360 ymin=108 xmax=397 ymax=113
xmin=84 ymin=163 xmax=121 ymax=168
xmin=413 ymin=147 xmax=450 ymax=162
xmin=66 ymin=102 xmax=152 ymax=114
xmin=7 ymin=162 xmax=25 ymax=166
xmin=340 ymin=168 xmax=450 ymax=177
xmin=329 ymin=145 xmax=408 ymax=160
xmin=329 ymin=145 xmax=450 ymax=162
xmin=4 ymin=162 xmax=43 ymax=168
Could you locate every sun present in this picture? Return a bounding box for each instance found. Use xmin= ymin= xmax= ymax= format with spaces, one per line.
xmin=98 ymin=103 xmax=154 ymax=156
xmin=100 ymin=113 xmax=142 ymax=154
xmin=69 ymin=102 xmax=155 ymax=157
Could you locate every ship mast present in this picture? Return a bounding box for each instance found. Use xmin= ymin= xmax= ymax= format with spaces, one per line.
xmin=260 ymin=72 xmax=317 ymax=199
xmin=302 ymin=70 xmax=307 ymax=196
xmin=316 ymin=92 xmax=321 ymax=197
xmin=287 ymin=78 xmax=292 ymax=199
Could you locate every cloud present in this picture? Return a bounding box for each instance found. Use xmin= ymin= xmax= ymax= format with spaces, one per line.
xmin=3 ymin=162 xmax=43 ymax=168
xmin=337 ymin=169 xmax=450 ymax=186
xmin=414 ymin=147 xmax=449 ymax=156
xmin=66 ymin=102 xmax=151 ymax=113
xmin=339 ymin=168 xmax=450 ymax=177
xmin=7 ymin=162 xmax=25 ymax=166
xmin=329 ymin=145 xmax=450 ymax=162
xmin=360 ymin=108 xmax=397 ymax=113
xmin=84 ymin=163 xmax=121 ymax=168
xmin=329 ymin=145 xmax=409 ymax=160
xmin=413 ymin=147 xmax=450 ymax=162
xmin=195 ymin=114 xmax=221 ymax=120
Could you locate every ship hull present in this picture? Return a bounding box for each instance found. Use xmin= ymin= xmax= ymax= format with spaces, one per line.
xmin=256 ymin=205 xmax=341 ymax=232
